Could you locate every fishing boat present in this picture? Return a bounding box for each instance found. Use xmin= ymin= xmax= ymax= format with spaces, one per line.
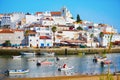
xmin=8 ymin=69 xmax=29 ymax=74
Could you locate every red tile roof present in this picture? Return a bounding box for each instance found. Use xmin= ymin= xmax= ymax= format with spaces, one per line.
xmin=27 ymin=30 xmax=37 ymax=34
xmin=51 ymin=12 xmax=61 ymax=16
xmin=0 ymin=29 xmax=14 ymax=33
xmin=36 ymin=12 xmax=43 ymax=15
xmin=39 ymin=36 xmax=51 ymax=39
xmin=103 ymin=31 xmax=115 ymax=34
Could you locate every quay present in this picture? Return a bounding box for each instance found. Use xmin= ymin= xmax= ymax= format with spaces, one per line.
xmin=0 ymin=47 xmax=120 ymax=55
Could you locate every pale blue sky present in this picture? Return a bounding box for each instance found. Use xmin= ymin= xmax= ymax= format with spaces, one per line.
xmin=0 ymin=0 xmax=120 ymax=32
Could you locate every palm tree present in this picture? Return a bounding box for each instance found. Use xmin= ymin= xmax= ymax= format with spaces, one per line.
xmin=51 ymin=26 xmax=57 ymax=47
xmin=76 ymin=26 xmax=83 ymax=30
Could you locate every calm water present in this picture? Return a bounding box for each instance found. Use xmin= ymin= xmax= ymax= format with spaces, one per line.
xmin=0 ymin=53 xmax=120 ymax=78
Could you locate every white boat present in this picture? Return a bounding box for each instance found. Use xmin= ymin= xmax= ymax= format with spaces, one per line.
xmin=93 ymin=56 xmax=107 ymax=62
xmin=56 ymin=57 xmax=68 ymax=61
xmin=114 ymin=71 xmax=120 ymax=75
xmin=58 ymin=66 xmax=74 ymax=71
xmin=9 ymin=69 xmax=29 ymax=74
xmin=96 ymin=57 xmax=107 ymax=62
xmin=43 ymin=52 xmax=55 ymax=57
xmin=12 ymin=56 xmax=21 ymax=59
xmin=20 ymin=51 xmax=36 ymax=55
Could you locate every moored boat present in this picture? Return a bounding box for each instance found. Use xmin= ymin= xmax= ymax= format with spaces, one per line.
xmin=20 ymin=51 xmax=36 ymax=55
xmin=43 ymin=52 xmax=55 ymax=57
xmin=93 ymin=56 xmax=107 ymax=63
xmin=58 ymin=64 xmax=73 ymax=71
xmin=101 ymin=60 xmax=112 ymax=67
xmin=12 ymin=55 xmax=21 ymax=59
xmin=8 ymin=69 xmax=29 ymax=74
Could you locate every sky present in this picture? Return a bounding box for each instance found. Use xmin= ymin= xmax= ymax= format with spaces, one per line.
xmin=0 ymin=0 xmax=120 ymax=32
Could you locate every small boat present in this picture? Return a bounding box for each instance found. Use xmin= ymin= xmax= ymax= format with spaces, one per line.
xmin=58 ymin=66 xmax=74 ymax=71
xmin=43 ymin=52 xmax=55 ymax=57
xmin=36 ymin=59 xmax=53 ymax=66
xmin=101 ymin=60 xmax=112 ymax=67
xmin=12 ymin=56 xmax=21 ymax=59
xmin=96 ymin=57 xmax=107 ymax=62
xmin=58 ymin=64 xmax=74 ymax=71
xmin=102 ymin=60 xmax=112 ymax=64
xmin=8 ymin=69 xmax=29 ymax=74
xmin=93 ymin=56 xmax=107 ymax=63
xmin=114 ymin=71 xmax=120 ymax=75
xmin=37 ymin=61 xmax=53 ymax=66
xmin=56 ymin=57 xmax=68 ymax=61
xmin=20 ymin=51 xmax=36 ymax=55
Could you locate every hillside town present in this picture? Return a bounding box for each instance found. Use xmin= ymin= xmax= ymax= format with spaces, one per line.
xmin=0 ymin=6 xmax=120 ymax=48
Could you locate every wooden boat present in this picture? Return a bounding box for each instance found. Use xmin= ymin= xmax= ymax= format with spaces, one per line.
xmin=9 ymin=69 xmax=29 ymax=74
xmin=12 ymin=56 xmax=21 ymax=59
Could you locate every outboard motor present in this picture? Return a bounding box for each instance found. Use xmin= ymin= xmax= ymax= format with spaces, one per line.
xmin=101 ymin=61 xmax=104 ymax=67
xmin=36 ymin=62 xmax=41 ymax=66
xmin=56 ymin=57 xmax=60 ymax=61
xmin=93 ymin=58 xmax=97 ymax=63
xmin=58 ymin=68 xmax=61 ymax=71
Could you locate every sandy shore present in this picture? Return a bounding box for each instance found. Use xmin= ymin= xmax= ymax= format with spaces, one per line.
xmin=4 ymin=75 xmax=120 ymax=80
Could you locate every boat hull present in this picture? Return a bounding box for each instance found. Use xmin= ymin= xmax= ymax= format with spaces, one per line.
xmin=9 ymin=69 xmax=29 ymax=74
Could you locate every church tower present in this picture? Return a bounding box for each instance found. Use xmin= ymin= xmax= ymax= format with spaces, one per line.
xmin=61 ymin=6 xmax=72 ymax=20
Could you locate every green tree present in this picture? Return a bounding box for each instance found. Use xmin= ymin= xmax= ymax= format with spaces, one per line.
xmin=76 ymin=26 xmax=83 ymax=30
xmin=76 ymin=14 xmax=82 ymax=23
xmin=51 ymin=26 xmax=57 ymax=47
xmin=3 ymin=40 xmax=11 ymax=47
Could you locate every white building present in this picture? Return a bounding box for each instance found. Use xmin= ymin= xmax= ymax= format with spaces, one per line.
xmin=25 ymin=24 xmax=53 ymax=48
xmin=102 ymin=33 xmax=120 ymax=47
xmin=0 ymin=29 xmax=24 ymax=47
xmin=1 ymin=15 xmax=11 ymax=26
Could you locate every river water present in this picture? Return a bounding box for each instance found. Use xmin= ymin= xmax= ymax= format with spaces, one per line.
xmin=0 ymin=53 xmax=120 ymax=78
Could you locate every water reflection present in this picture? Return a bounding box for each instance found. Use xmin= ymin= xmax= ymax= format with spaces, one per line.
xmin=0 ymin=53 xmax=120 ymax=78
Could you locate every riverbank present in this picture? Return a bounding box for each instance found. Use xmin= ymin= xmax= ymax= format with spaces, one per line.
xmin=4 ymin=75 xmax=120 ymax=80
xmin=0 ymin=47 xmax=120 ymax=55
